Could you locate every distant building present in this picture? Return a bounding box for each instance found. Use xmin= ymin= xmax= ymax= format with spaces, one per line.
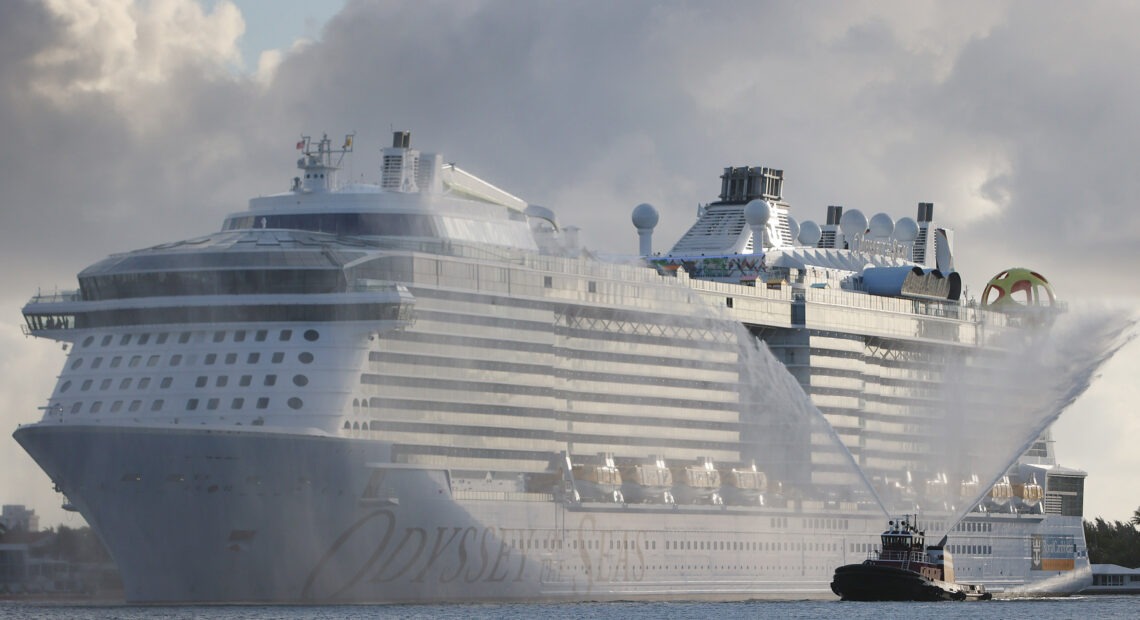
xmin=0 ymin=505 xmax=39 ymax=533
xmin=1083 ymin=564 xmax=1140 ymax=594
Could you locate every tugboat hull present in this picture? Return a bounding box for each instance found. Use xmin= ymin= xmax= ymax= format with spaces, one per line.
xmin=831 ymin=563 xmax=966 ymax=601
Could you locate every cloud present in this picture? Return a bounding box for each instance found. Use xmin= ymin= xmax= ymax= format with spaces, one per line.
xmin=1 ymin=0 xmax=1137 ymax=526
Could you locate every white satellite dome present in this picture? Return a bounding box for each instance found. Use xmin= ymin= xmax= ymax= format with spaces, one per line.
xmin=786 ymin=216 xmax=800 ymax=244
xmin=631 ymin=203 xmax=659 ymax=230
xmin=894 ymin=216 xmax=919 ymax=243
xmin=743 ymin=199 xmax=771 ymax=226
xmin=868 ymin=212 xmax=894 ymax=238
xmin=798 ymin=220 xmax=822 ymax=246
xmin=839 ymin=208 xmax=868 ymax=239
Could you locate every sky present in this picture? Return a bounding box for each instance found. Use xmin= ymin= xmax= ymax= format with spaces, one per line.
xmin=0 ymin=0 xmax=1137 ymax=529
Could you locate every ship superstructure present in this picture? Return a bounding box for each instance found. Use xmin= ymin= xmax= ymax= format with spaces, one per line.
xmin=15 ymin=133 xmax=1103 ymax=602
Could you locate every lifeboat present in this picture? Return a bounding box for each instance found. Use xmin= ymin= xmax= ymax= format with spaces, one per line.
xmin=571 ymin=452 xmax=624 ymax=503
xmin=720 ymin=462 xmax=767 ymax=505
xmin=985 ymin=476 xmax=1014 ymax=513
xmin=671 ymin=456 xmax=723 ymax=505
xmin=1013 ymin=474 xmax=1044 ymax=514
xmin=619 ymin=456 xmax=674 ymax=504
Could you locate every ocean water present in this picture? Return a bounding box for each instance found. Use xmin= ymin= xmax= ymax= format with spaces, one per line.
xmin=1 ymin=598 xmax=1136 ymax=620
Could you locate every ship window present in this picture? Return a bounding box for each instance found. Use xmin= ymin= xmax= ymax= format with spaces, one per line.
xmin=70 ymin=402 xmax=82 ymax=414
xmin=170 ymin=354 xmax=182 ymax=367
xmin=110 ymin=401 xmax=123 ymax=413
xmin=157 ymin=332 xmax=169 ymax=344
xmin=588 ymin=281 xmax=597 ymax=293
xmin=129 ymin=355 xmax=141 ymax=368
xmin=129 ymin=400 xmax=141 ymax=412
xmin=205 ymin=354 xmax=217 ymax=365
xmin=343 ymin=420 xmax=351 ymax=429
xmin=186 ymin=399 xmax=199 ymax=411
xmin=293 ymin=375 xmax=309 ymax=387
xmin=100 ymin=378 xmax=112 ymax=391
xmin=216 ymin=376 xmax=228 ymax=387
xmin=138 ymin=378 xmax=151 ymax=389
xmin=255 ymin=330 xmax=268 ymax=342
xmin=179 ymin=332 xmax=192 ymax=344
xmin=298 ymin=352 xmax=314 ymax=364
xmin=60 ymin=381 xmax=71 ymax=393
xmin=239 ymin=375 xmax=252 ymax=387
xmin=234 ymin=330 xmax=247 ymax=343
xmin=247 ymin=353 xmax=260 ymax=364
xmin=256 ymin=397 xmax=269 ymax=409
xmin=287 ymin=397 xmax=303 ymax=410
xmin=280 ymin=329 xmax=293 ymax=342
xmin=91 ymin=357 xmax=103 ymax=369
xmin=82 ymin=336 xmax=94 ymax=348
xmin=353 ymin=399 xmax=359 ymax=407
xmin=195 ymin=376 xmax=207 ymax=388
xmin=150 ymin=400 xmax=164 ymax=412
xmin=101 ymin=335 xmax=113 ymax=346
xmin=138 ymin=334 xmax=150 ymax=345
xmin=160 ymin=377 xmax=173 ymax=389
xmin=81 ymin=379 xmax=92 ymax=391
xmin=304 ymin=329 xmax=319 ymax=342
xmin=231 ymin=398 xmax=244 ymax=410
xmin=90 ymin=401 xmax=102 ymax=414
xmin=110 ymin=356 xmax=122 ymax=368
xmin=544 ymin=276 xmax=552 ymax=288
xmin=264 ymin=375 xmax=277 ymax=386
xmin=207 ymin=398 xmax=219 ymax=410
xmin=120 ymin=378 xmax=132 ymax=390
xmin=120 ymin=335 xmax=131 ymax=346
xmin=272 ymin=352 xmax=284 ymax=363
xmin=147 ymin=355 xmax=160 ymax=367
xmin=213 ymin=331 xmax=226 ymax=343
xmin=225 ymin=353 xmax=237 ymax=365
xmin=70 ymin=358 xmax=83 ymax=370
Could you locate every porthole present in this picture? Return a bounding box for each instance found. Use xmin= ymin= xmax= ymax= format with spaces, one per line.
xmin=120 ymin=335 xmax=131 ymax=346
xmin=247 ymin=353 xmax=260 ymax=364
xmin=120 ymin=378 xmax=132 ymax=390
xmin=91 ymin=357 xmax=103 ymax=369
xmin=231 ymin=398 xmax=244 ymax=410
xmin=100 ymin=379 xmax=112 ymax=391
xmin=128 ymin=400 xmax=141 ymax=412
xmin=264 ymin=375 xmax=277 ymax=386
xmin=186 ymin=399 xmax=199 ymax=411
xmin=216 ymin=376 xmax=228 ymax=388
xmin=298 ymin=352 xmax=314 ymax=364
xmin=70 ymin=402 xmax=82 ymax=414
xmin=60 ymin=381 xmax=72 ymax=394
xmin=179 ymin=332 xmax=192 ymax=344
xmin=138 ymin=334 xmax=150 ymax=345
xmin=90 ymin=401 xmax=102 ymax=414
xmin=195 ymin=376 xmax=207 ymax=388
xmin=239 ymin=375 xmax=252 ymax=387
xmin=82 ymin=336 xmax=94 ymax=348
xmin=101 ymin=335 xmax=113 ymax=346
xmin=110 ymin=401 xmax=123 ymax=413
xmin=156 ymin=333 xmax=169 ymax=345
xmin=225 ymin=353 xmax=237 ymax=365
xmin=256 ymin=397 xmax=269 ymax=409
xmin=287 ymin=397 xmax=303 ymax=410
xmin=110 ymin=356 xmax=122 ymax=368
xmin=81 ymin=379 xmax=92 ymax=391
xmin=207 ymin=398 xmax=219 ymax=411
xmin=255 ymin=330 xmax=268 ymax=342
xmin=271 ymin=352 xmax=284 ymax=364
xmin=279 ymin=329 xmax=293 ymax=342
xmin=150 ymin=400 xmax=164 ymax=412
xmin=293 ymin=375 xmax=309 ymax=387
xmin=213 ymin=331 xmax=225 ymax=343
xmin=234 ymin=330 xmax=247 ymax=343
xmin=138 ymin=378 xmax=151 ymax=389
xmin=70 ymin=358 xmax=84 ymax=370
xmin=160 ymin=377 xmax=173 ymax=389
xmin=205 ymin=354 xmax=217 ymax=365
xmin=304 ymin=329 xmax=319 ymax=342
xmin=170 ymin=354 xmax=182 ymax=367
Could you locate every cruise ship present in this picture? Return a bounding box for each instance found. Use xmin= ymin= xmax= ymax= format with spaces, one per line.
xmin=16 ymin=132 xmax=1118 ymax=602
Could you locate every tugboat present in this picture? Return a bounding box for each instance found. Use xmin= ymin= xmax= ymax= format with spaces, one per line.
xmin=831 ymin=516 xmax=991 ymax=601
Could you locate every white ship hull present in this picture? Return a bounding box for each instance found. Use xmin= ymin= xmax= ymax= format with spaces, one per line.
xmin=15 ymin=423 xmax=1090 ymax=602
